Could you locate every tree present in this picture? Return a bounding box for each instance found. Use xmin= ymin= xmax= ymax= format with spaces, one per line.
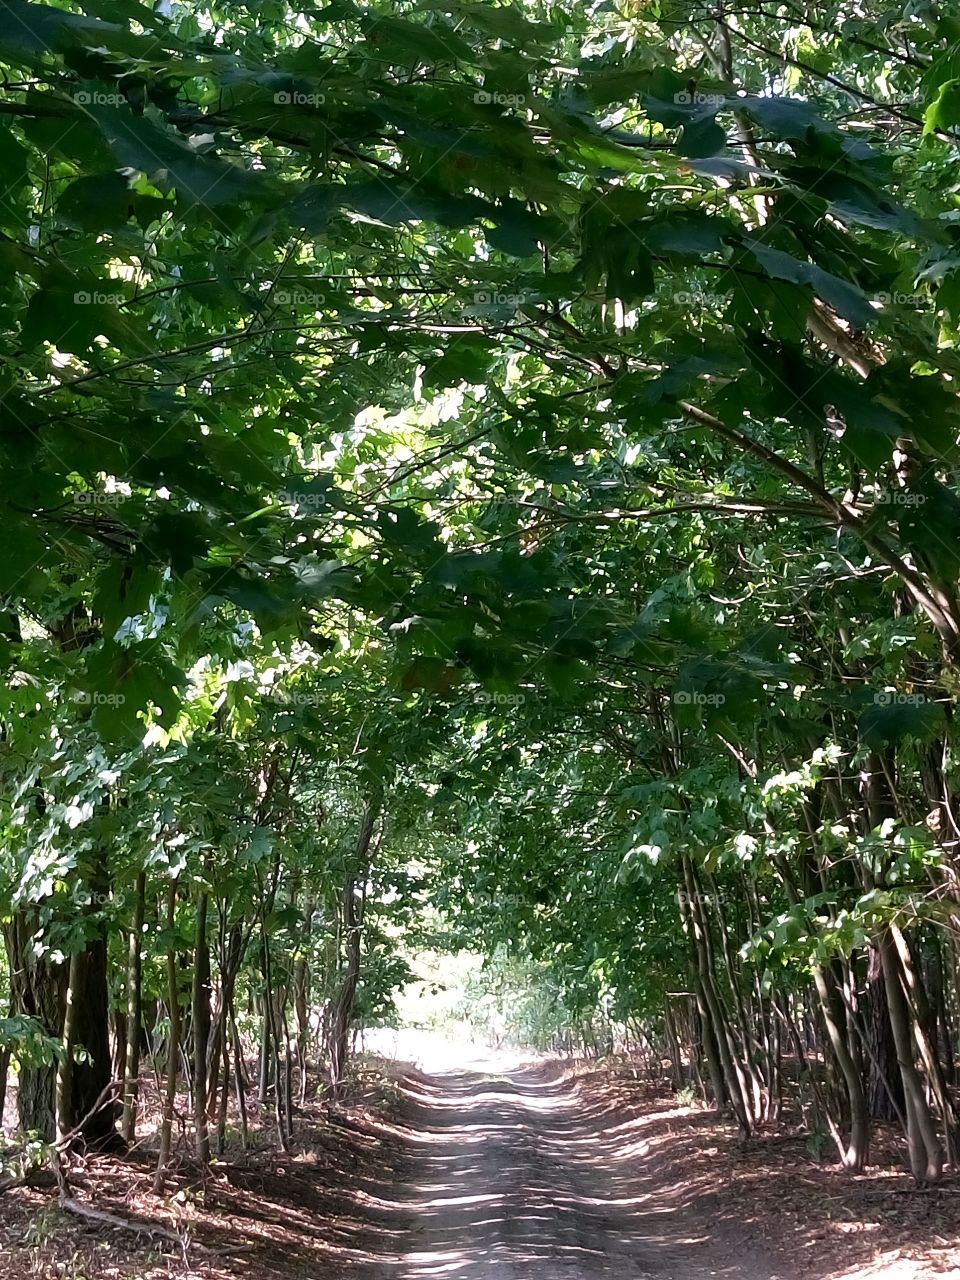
xmin=1 ymin=0 xmax=960 ymax=1187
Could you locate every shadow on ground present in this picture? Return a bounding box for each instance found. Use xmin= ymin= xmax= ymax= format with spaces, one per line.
xmin=5 ymin=1056 xmax=959 ymax=1280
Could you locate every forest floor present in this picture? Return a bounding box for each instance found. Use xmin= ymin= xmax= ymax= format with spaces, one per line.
xmin=2 ymin=1048 xmax=960 ymax=1279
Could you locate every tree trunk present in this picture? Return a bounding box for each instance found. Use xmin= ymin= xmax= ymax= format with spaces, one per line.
xmin=206 ymin=920 xmax=243 ymax=1118
xmin=215 ymin=1028 xmax=230 ymax=1156
xmin=294 ymin=896 xmax=315 ymax=1102
xmin=811 ymin=961 xmax=869 ymax=1172
xmin=122 ymin=871 xmax=146 ymax=1144
xmin=695 ymin=985 xmax=727 ymax=1108
xmin=191 ymin=888 xmax=211 ymax=1165
xmin=879 ymin=928 xmax=943 ymax=1182
xmin=229 ymin=1003 xmax=249 ymax=1152
xmin=154 ymin=881 xmax=181 ymax=1193
xmin=0 ymin=998 xmax=10 ymax=1124
xmin=663 ymin=999 xmax=684 ymax=1091
xmin=681 ymin=858 xmax=752 ymax=1134
xmin=4 ymin=913 xmax=64 ymax=1138
xmin=864 ymin=945 xmax=904 ymax=1121
xmin=327 ymin=796 xmax=379 ymax=1095
xmin=69 ymin=923 xmax=114 ymax=1146
xmin=257 ymin=988 xmax=271 ymax=1104
xmin=55 ymin=950 xmax=82 ymax=1145
xmin=4 ymin=904 xmax=113 ymax=1145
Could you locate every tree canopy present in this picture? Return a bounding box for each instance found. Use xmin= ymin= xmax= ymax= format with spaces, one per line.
xmin=2 ymin=0 xmax=960 ymax=1190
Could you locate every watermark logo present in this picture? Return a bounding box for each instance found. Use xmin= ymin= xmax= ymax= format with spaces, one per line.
xmin=674 ymin=90 xmax=725 ymax=108
xmin=874 ymin=291 xmax=925 ymax=308
xmin=877 ymin=488 xmax=927 ymax=506
xmin=873 ymin=691 xmax=926 ymax=707
xmin=73 ymin=90 xmax=124 ymax=106
xmin=474 ymin=891 xmax=526 ymax=908
xmin=274 ymin=90 xmax=326 ymax=106
xmin=277 ymin=489 xmax=325 ymax=508
xmin=265 ymin=688 xmax=321 ymax=706
xmin=473 ymin=290 xmax=524 ymax=307
xmin=871 ymin=887 xmax=919 ymax=906
xmin=274 ymin=290 xmax=322 ymax=307
xmin=483 ymin=494 xmax=516 ymax=514
xmin=73 ymin=290 xmax=124 ymax=306
xmin=676 ymin=889 xmax=725 ymax=906
xmin=673 ymin=690 xmax=726 ymax=707
xmin=474 ymin=90 xmax=526 ymax=107
xmin=475 ymin=691 xmax=525 ymax=707
xmin=75 ymin=691 xmax=126 ymax=707
xmin=672 ymin=290 xmax=726 ymax=308
xmin=73 ymin=491 xmax=124 ymax=506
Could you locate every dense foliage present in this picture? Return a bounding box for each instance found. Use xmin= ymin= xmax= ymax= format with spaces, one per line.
xmin=1 ymin=0 xmax=960 ymax=1189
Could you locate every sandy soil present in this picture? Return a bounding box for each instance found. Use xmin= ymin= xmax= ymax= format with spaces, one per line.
xmin=3 ymin=1045 xmax=959 ymax=1279
xmin=390 ymin=1056 xmax=786 ymax=1279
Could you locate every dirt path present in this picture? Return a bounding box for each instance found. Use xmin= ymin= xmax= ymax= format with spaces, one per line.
xmin=7 ymin=1053 xmax=957 ymax=1279
xmin=390 ymin=1060 xmax=783 ymax=1280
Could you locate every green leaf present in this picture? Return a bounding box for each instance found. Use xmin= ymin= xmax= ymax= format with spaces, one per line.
xmin=741 ymin=240 xmax=872 ymax=327
xmin=859 ymin=698 xmax=945 ymax=748
xmin=681 ymin=116 xmax=726 ymax=159
xmin=90 ymin=105 xmax=268 ymax=208
xmin=421 ymin=336 xmax=496 ymax=388
xmin=58 ymin=171 xmax=169 ymax=230
xmin=399 ymin=656 xmax=462 ymax=693
xmin=363 ymin=15 xmax=476 ymax=66
xmin=924 ymin=79 xmax=960 ymax=134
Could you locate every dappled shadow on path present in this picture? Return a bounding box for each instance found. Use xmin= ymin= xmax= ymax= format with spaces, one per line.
xmin=27 ymin=1059 xmax=958 ymax=1280
xmin=177 ymin=1060 xmax=764 ymax=1280
xmin=243 ymin=1059 xmax=960 ymax=1280
xmin=381 ymin=1063 xmax=769 ymax=1280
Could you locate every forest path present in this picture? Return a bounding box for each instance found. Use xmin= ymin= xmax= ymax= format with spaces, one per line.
xmin=7 ymin=1050 xmax=945 ymax=1280
xmin=388 ymin=1059 xmax=785 ymax=1280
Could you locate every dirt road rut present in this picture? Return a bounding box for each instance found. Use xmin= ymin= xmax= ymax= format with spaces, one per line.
xmin=390 ymin=1063 xmax=782 ymax=1280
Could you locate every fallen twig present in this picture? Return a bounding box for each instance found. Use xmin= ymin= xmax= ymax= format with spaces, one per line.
xmin=58 ymin=1199 xmax=254 ymax=1261
xmin=58 ymin=1194 xmax=188 ymax=1249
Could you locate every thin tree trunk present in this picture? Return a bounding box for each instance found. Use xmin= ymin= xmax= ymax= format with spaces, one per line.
xmin=811 ymin=961 xmax=869 ymax=1172
xmin=154 ymin=881 xmax=181 ymax=1193
xmin=191 ymin=888 xmax=211 ymax=1165
xmin=681 ymin=858 xmax=751 ymax=1134
xmin=294 ymin=896 xmax=315 ymax=1104
xmin=865 ymin=944 xmax=904 ymax=1120
xmin=269 ymin=989 xmax=288 ymax=1153
xmin=893 ymin=926 xmax=958 ymax=1165
xmin=879 ymin=928 xmax=943 ymax=1182
xmin=206 ymin=919 xmax=243 ymax=1118
xmin=695 ymin=987 xmax=727 ymax=1108
xmin=121 ymin=870 xmax=146 ymax=1144
xmin=215 ymin=1029 xmax=230 ymax=1156
xmin=282 ymin=999 xmax=294 ymax=1140
xmin=257 ymin=991 xmax=271 ymax=1104
xmin=256 ymin=918 xmax=289 ymax=1152
xmin=0 ymin=1049 xmax=9 ymax=1126
xmin=663 ymin=999 xmax=684 ymax=1091
xmin=229 ymin=1005 xmax=249 ymax=1152
xmin=55 ymin=951 xmax=82 ymax=1146
xmin=328 ymin=795 xmax=379 ymax=1095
